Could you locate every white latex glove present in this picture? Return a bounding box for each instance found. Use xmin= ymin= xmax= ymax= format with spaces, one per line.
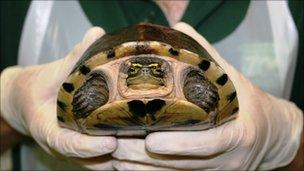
xmin=0 ymin=27 xmax=117 ymax=170
xmin=112 ymin=22 xmax=304 ymax=170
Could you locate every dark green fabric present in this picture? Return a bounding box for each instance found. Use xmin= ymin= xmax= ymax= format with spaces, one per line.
xmin=79 ymin=0 xmax=169 ymax=33
xmin=289 ymin=0 xmax=304 ymax=110
xmin=0 ymin=1 xmax=30 ymax=170
xmin=0 ymin=1 xmax=31 ymax=72
xmin=79 ymin=0 xmax=250 ymax=43
xmin=182 ymin=0 xmax=250 ymax=42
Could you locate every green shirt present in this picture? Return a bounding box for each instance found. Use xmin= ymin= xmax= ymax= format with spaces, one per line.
xmin=79 ymin=0 xmax=249 ymax=43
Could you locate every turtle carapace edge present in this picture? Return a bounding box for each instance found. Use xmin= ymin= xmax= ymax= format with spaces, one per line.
xmin=57 ymin=23 xmax=239 ymax=136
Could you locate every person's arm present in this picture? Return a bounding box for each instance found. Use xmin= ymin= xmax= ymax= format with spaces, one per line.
xmin=0 ymin=116 xmax=25 ymax=154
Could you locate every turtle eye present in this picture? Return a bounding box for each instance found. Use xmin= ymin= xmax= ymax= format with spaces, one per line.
xmin=151 ymin=68 xmax=163 ymax=77
xmin=129 ymin=68 xmax=136 ymax=73
xmin=149 ymin=63 xmax=163 ymax=77
xmin=128 ymin=64 xmax=142 ymax=77
xmin=155 ymin=68 xmax=162 ymax=72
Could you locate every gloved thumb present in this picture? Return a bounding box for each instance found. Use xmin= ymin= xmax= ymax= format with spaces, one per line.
xmin=172 ymin=22 xmax=231 ymax=72
xmin=61 ymin=27 xmax=105 ymax=75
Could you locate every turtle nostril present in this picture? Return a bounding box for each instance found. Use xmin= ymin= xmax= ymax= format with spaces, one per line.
xmin=141 ymin=67 xmax=150 ymax=74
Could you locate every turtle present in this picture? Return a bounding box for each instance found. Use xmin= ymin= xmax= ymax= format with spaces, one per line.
xmin=57 ymin=23 xmax=239 ymax=136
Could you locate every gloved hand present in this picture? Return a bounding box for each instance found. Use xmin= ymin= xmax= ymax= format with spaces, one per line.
xmin=0 ymin=27 xmax=117 ymax=170
xmin=112 ymin=22 xmax=304 ymax=170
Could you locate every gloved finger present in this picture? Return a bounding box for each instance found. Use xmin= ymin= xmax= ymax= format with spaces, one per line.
xmin=81 ymin=27 xmax=105 ymax=48
xmin=172 ymin=22 xmax=229 ymax=70
xmin=29 ymin=99 xmax=117 ymax=158
xmin=172 ymin=22 xmax=251 ymax=94
xmin=72 ymin=27 xmax=105 ymax=63
xmin=112 ymin=138 xmax=222 ymax=170
xmin=50 ymin=27 xmax=105 ymax=90
xmin=72 ymin=155 xmax=114 ymax=170
xmin=63 ymin=27 xmax=105 ymax=72
xmin=145 ymin=120 xmax=242 ymax=156
xmin=172 ymin=22 xmax=252 ymax=102
xmin=41 ymin=149 xmax=114 ymax=170
xmin=113 ymin=160 xmax=176 ymax=171
xmin=46 ymin=127 xmax=117 ymax=158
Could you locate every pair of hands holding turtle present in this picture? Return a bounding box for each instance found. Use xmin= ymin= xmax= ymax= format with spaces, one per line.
xmin=1 ymin=23 xmax=303 ymax=170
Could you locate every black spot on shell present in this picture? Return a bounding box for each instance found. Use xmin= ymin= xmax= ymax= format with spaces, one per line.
xmin=57 ymin=116 xmax=65 ymax=122
xmin=127 ymin=99 xmax=165 ymax=121
xmin=57 ymin=100 xmax=66 ymax=110
xmin=79 ymin=65 xmax=91 ymax=75
xmin=146 ymin=99 xmax=166 ymax=121
xmin=146 ymin=99 xmax=166 ymax=115
xmin=62 ymin=83 xmax=74 ymax=93
xmin=227 ymin=91 xmax=237 ymax=102
xmin=169 ymin=48 xmax=179 ymax=56
xmin=216 ymin=74 xmax=228 ymax=86
xmin=232 ymin=107 xmax=239 ymax=114
xmin=128 ymin=100 xmax=146 ymax=117
xmin=107 ymin=49 xmax=115 ymax=58
xmin=198 ymin=60 xmax=210 ymax=71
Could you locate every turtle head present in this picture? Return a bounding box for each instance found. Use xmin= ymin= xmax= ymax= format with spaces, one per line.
xmin=126 ymin=61 xmax=165 ymax=89
xmin=120 ymin=55 xmax=170 ymax=91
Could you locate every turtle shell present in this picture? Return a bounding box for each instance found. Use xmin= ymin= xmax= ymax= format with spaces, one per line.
xmin=57 ymin=23 xmax=239 ymax=136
